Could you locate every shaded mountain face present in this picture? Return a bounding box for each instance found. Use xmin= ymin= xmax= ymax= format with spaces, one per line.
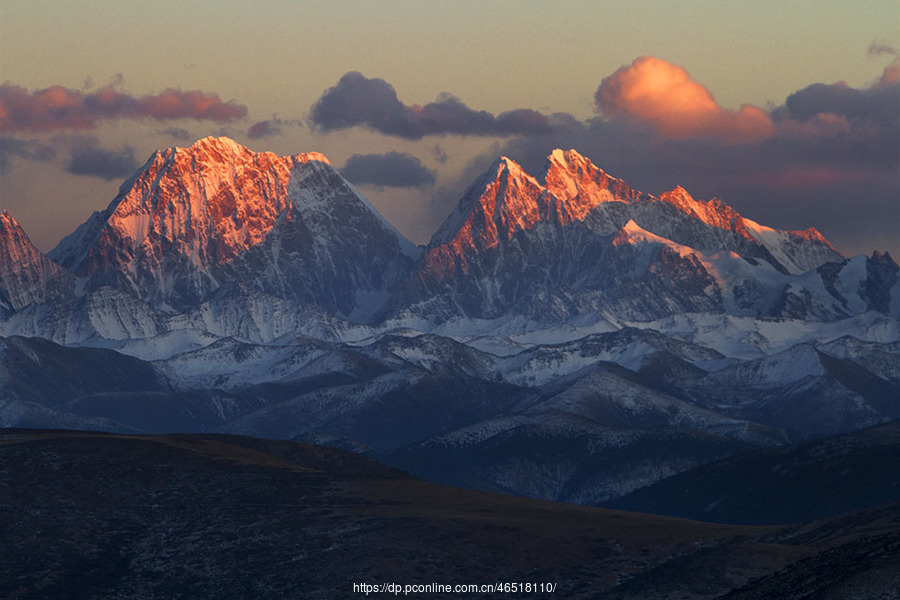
xmin=0 ymin=211 xmax=71 ymax=316
xmin=606 ymin=420 xmax=900 ymax=525
xmin=48 ymin=137 xmax=419 ymax=320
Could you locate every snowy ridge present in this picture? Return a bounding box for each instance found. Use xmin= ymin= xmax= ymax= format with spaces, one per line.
xmin=0 ymin=211 xmax=72 ymax=314
xmin=539 ymin=149 xmax=642 ymax=224
xmin=288 ymin=158 xmax=420 ymax=260
xmin=2 ymin=139 xmax=897 ymax=392
xmin=396 ymin=149 xmax=871 ymax=326
xmin=742 ymin=217 xmax=841 ymax=274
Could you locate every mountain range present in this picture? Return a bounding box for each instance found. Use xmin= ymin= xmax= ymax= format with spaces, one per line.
xmin=1 ymin=136 xmax=898 ymax=510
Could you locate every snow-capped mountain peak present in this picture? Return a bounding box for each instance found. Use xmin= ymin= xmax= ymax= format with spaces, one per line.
xmin=1 ymin=211 xmax=45 ymax=279
xmin=540 ymin=149 xmax=641 ymax=223
xmin=4 ymin=139 xmax=890 ymax=337
xmin=45 ymin=137 xmax=417 ymax=317
xmin=741 ymin=217 xmax=841 ymax=274
xmin=0 ymin=211 xmax=71 ymax=314
xmin=394 ymin=147 xmax=874 ymax=324
xmin=613 ymin=219 xmax=684 ymax=250
xmin=428 ymin=154 xmax=545 ymax=256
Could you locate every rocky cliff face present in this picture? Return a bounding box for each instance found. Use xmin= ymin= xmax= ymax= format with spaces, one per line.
xmin=0 ymin=211 xmax=71 ymax=316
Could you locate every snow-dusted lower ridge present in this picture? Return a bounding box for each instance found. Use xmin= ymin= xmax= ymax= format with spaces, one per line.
xmin=5 ymin=326 xmax=896 ymax=506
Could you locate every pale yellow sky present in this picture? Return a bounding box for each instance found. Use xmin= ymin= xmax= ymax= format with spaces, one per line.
xmin=1 ymin=0 xmax=898 ymax=255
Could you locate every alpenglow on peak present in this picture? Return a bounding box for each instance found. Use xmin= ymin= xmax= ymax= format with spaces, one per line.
xmin=46 ymin=137 xmax=417 ymax=317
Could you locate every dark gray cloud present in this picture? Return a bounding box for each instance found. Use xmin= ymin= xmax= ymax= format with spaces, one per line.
xmin=868 ymin=42 xmax=898 ymax=57
xmin=247 ymin=117 xmax=302 ymax=139
xmin=0 ymin=84 xmax=247 ymax=132
xmin=159 ymin=127 xmax=191 ymax=140
xmin=340 ymin=152 xmax=436 ymax=187
xmin=309 ymin=72 xmax=553 ymax=139
xmin=0 ymin=136 xmax=57 ymax=174
xmin=66 ymin=138 xmax=138 ymax=180
xmin=431 ymin=145 xmax=449 ymax=164
xmin=779 ymin=80 xmax=900 ymax=124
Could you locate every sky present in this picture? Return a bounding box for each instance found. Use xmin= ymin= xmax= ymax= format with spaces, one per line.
xmin=1 ymin=0 xmax=898 ymax=257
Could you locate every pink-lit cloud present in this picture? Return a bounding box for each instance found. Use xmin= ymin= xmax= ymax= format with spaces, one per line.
xmin=0 ymin=84 xmax=247 ymax=132
xmin=595 ymin=56 xmax=775 ymax=144
xmin=491 ymin=54 xmax=899 ymax=256
xmin=248 ymin=120 xmax=280 ymax=139
xmin=880 ymin=57 xmax=900 ymax=86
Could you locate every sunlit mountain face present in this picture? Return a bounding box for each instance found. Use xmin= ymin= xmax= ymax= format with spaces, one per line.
xmin=45 ymin=137 xmax=419 ymax=320
xmin=1 ymin=138 xmax=898 ymax=596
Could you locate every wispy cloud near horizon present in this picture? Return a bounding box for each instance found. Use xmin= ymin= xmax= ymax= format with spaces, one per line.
xmin=868 ymin=42 xmax=898 ymax=57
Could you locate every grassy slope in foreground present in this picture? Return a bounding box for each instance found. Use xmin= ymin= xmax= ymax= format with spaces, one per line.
xmin=1 ymin=429 xmax=898 ymax=599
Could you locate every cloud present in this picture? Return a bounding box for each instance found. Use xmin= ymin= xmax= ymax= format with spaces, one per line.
xmin=431 ymin=145 xmax=449 ymax=164
xmin=0 ymin=84 xmax=247 ymax=132
xmin=158 ymin=127 xmax=191 ymax=140
xmin=880 ymin=57 xmax=900 ymax=86
xmin=771 ymin=59 xmax=900 ymax=172
xmin=247 ymin=116 xmax=303 ymax=139
xmin=309 ymin=72 xmax=553 ymax=139
xmin=248 ymin=120 xmax=281 ymax=139
xmin=65 ymin=137 xmax=138 ymax=180
xmin=493 ymin=56 xmax=899 ymax=256
xmin=0 ymin=136 xmax=57 ymax=174
xmin=595 ymin=56 xmax=775 ymax=144
xmin=780 ymin=80 xmax=899 ymax=124
xmin=868 ymin=42 xmax=898 ymax=57
xmin=340 ymin=152 xmax=436 ymax=187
